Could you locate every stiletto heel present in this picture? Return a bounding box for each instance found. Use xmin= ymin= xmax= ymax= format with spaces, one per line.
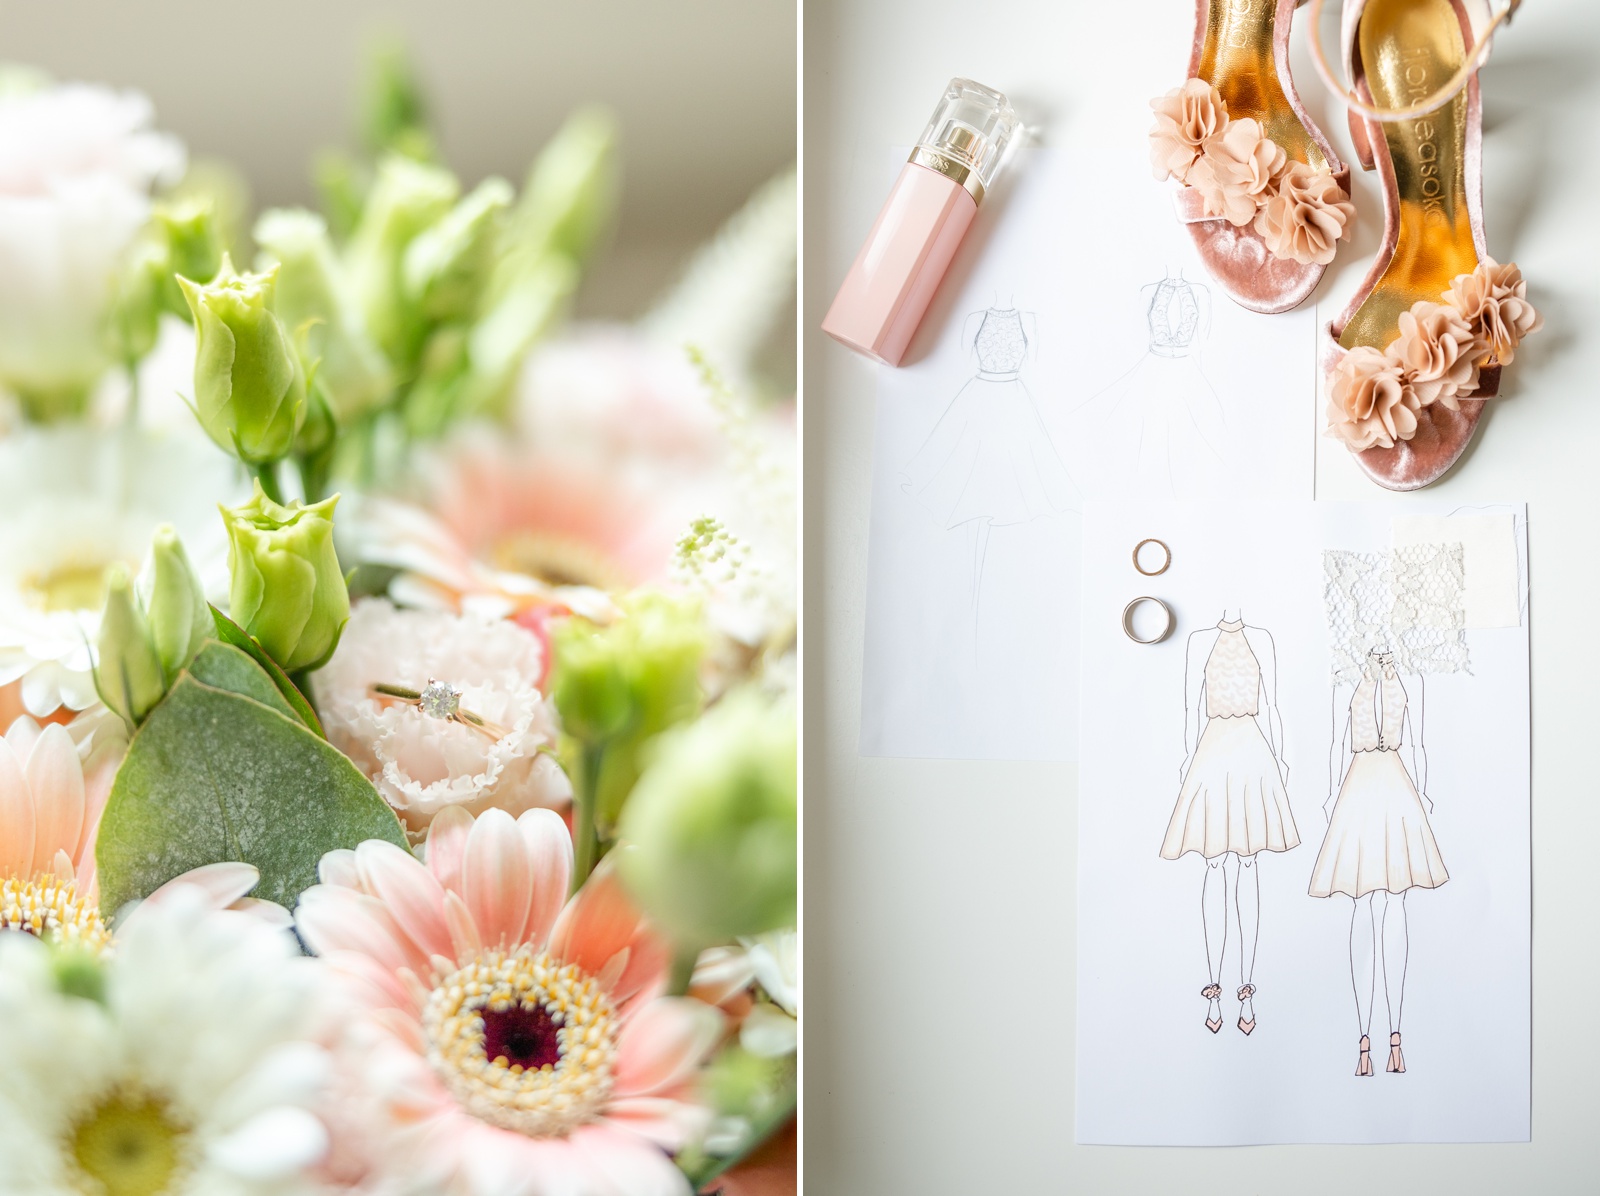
xmin=1387 ymin=1031 xmax=1406 ymax=1073
xmin=1202 ymin=983 xmax=1223 ymax=1033
xmin=1355 ymin=1034 xmax=1374 ymax=1076
xmin=1148 ymin=0 xmax=1353 ymax=314
xmin=1236 ymin=983 xmax=1256 ymax=1035
xmin=1312 ymin=0 xmax=1541 ymax=490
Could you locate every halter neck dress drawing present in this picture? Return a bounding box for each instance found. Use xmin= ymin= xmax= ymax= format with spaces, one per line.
xmin=1309 ymin=654 xmax=1448 ymax=898
xmin=900 ymin=306 xmax=1077 ymax=528
xmin=1063 ymin=271 xmax=1230 ymax=499
xmin=1162 ymin=619 xmax=1299 ymax=860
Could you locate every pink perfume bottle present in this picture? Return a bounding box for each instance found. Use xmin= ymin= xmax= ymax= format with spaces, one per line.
xmin=823 ymin=78 xmax=1020 ymax=367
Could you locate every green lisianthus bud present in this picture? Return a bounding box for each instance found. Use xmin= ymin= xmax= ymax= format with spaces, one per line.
xmin=153 ymin=196 xmax=223 ymax=317
xmin=178 ymin=256 xmax=308 ymax=464
xmin=551 ymin=623 xmax=632 ymax=744
xmin=345 ymin=156 xmax=459 ymax=367
xmin=94 ymin=565 xmax=167 ymax=728
xmin=501 ymin=106 xmax=618 ymax=279
xmin=403 ymin=176 xmax=512 ymax=323
xmin=616 ymin=690 xmax=797 ymax=946
xmin=220 ymin=483 xmax=350 ymax=673
xmin=139 ymin=524 xmax=210 ymax=684
xmin=362 ymin=39 xmax=433 ymax=160
xmin=105 ymin=237 xmax=169 ymax=367
xmin=254 ymin=208 xmax=392 ymax=422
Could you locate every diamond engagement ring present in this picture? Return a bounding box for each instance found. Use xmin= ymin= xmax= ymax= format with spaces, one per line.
xmin=368 ymin=679 xmax=507 ymax=741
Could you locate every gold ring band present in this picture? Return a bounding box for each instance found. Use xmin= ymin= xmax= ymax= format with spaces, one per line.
xmin=1122 ymin=597 xmax=1175 ymax=645
xmin=368 ymin=680 xmax=506 ymax=741
xmin=1133 ymin=538 xmax=1171 ymax=576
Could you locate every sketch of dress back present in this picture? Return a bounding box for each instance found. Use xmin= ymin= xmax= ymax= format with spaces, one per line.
xmin=1062 ymin=270 xmax=1231 ymax=499
xmin=899 ymin=305 xmax=1077 ymax=529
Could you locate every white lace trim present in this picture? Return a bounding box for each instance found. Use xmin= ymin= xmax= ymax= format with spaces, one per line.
xmin=1323 ymin=543 xmax=1469 ymax=683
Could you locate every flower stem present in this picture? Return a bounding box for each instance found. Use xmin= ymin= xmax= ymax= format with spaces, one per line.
xmin=571 ymin=743 xmax=605 ymax=895
xmin=250 ymin=460 xmax=286 ymax=505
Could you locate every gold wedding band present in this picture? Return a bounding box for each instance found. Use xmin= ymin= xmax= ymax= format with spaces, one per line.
xmin=368 ymin=680 xmax=506 ymax=741
xmin=1122 ymin=597 xmax=1175 ymax=645
xmin=1133 ymin=538 xmax=1171 ymax=576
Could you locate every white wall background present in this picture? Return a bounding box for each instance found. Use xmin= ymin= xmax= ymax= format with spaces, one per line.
xmin=805 ymin=0 xmax=1600 ymax=1190
xmin=0 ymin=0 xmax=797 ymax=321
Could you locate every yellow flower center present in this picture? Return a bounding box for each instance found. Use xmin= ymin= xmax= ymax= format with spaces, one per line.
xmin=423 ymin=949 xmax=619 ymax=1137
xmin=1 ymin=874 xmax=111 ymax=953
xmin=21 ymin=560 xmax=118 ymax=613
xmin=67 ymin=1089 xmax=191 ymax=1196
xmin=492 ymin=532 xmax=628 ymax=591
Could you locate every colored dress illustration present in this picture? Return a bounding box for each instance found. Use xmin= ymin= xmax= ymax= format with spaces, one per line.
xmin=1162 ymin=619 xmax=1299 ymax=861
xmin=1309 ymin=654 xmax=1448 ymax=898
xmin=900 ymin=306 xmax=1076 ymax=529
xmin=1064 ymin=271 xmax=1230 ymax=499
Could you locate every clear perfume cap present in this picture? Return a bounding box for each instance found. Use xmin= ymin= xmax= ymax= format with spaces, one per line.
xmin=911 ymin=78 xmax=1020 ymax=202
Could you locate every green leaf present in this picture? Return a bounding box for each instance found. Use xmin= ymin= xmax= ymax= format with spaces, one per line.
xmin=95 ymin=672 xmax=407 ymax=915
xmin=186 ymin=640 xmax=299 ymax=719
xmin=210 ymin=605 xmax=326 ymax=737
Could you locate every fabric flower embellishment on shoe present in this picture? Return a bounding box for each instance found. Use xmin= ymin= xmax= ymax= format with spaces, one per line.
xmin=1253 ymin=161 xmax=1357 ymax=267
xmin=1148 ymin=79 xmax=1229 ymax=183
xmin=1387 ymin=301 xmax=1483 ymax=408
xmin=1442 ymin=258 xmax=1543 ymax=367
xmin=296 ymin=808 xmax=724 ymax=1196
xmin=1187 ymin=117 xmax=1285 ymax=227
xmin=1325 ymin=346 xmax=1422 ymax=452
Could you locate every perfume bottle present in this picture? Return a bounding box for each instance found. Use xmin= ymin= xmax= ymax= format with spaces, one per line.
xmin=822 ymin=78 xmax=1021 ymax=367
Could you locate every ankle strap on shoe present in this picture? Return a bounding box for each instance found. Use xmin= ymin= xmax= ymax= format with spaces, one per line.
xmin=1307 ymin=0 xmax=1521 ymax=122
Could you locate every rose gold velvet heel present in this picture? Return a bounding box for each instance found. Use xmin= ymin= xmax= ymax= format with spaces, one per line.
xmin=1387 ymin=1031 xmax=1406 ymax=1073
xmin=1315 ymin=0 xmax=1541 ymax=490
xmin=1202 ymin=983 xmax=1223 ymax=1033
xmin=1355 ymin=1034 xmax=1374 ymax=1076
xmin=1149 ymin=0 xmax=1353 ymax=314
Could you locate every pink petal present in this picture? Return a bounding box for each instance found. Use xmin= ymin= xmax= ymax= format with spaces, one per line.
xmin=77 ymin=753 xmax=118 ymax=862
xmin=0 ymin=739 xmax=36 ymax=878
xmin=442 ymin=889 xmax=483 ymax=965
xmin=458 ymin=1120 xmax=546 ymax=1196
xmin=318 ymin=848 xmax=362 ymax=889
xmin=295 ymin=885 xmax=419 ymax=976
xmin=356 ymin=840 xmax=454 ymax=962
xmin=517 ymin=808 xmax=572 ymax=952
xmin=613 ymin=997 xmax=724 ymax=1098
xmin=569 ymin=1123 xmax=690 ymax=1196
xmin=603 ymin=1097 xmax=714 ymax=1151
xmin=549 ymin=860 xmax=669 ymax=1004
xmin=426 ymin=803 xmax=473 ymax=898
xmin=22 ymin=725 xmax=84 ymax=875
xmin=3 ymin=715 xmax=40 ymax=758
xmin=147 ymin=861 xmax=260 ymax=910
xmin=461 ymin=808 xmax=533 ymax=950
xmin=326 ymin=949 xmax=419 ymax=1015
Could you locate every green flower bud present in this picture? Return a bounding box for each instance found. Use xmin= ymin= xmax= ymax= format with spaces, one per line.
xmin=617 ymin=690 xmax=797 ymax=946
xmin=153 ymin=196 xmax=223 ymax=317
xmin=254 ymin=208 xmax=393 ymax=422
xmin=220 ymin=483 xmax=350 ymax=673
xmin=178 ymin=256 xmax=308 ymax=465
xmin=361 ymin=39 xmax=433 ymax=160
xmin=138 ymin=524 xmax=210 ymax=684
xmin=94 ymin=565 xmax=167 ymax=728
xmin=346 ymin=156 xmax=459 ymax=367
xmin=51 ymin=945 xmax=108 ymax=1005
xmin=105 ymin=237 xmax=169 ymax=366
xmin=403 ymin=176 xmax=513 ymax=323
xmin=551 ymin=623 xmax=632 ymax=744
xmin=501 ymin=106 xmax=618 ymax=278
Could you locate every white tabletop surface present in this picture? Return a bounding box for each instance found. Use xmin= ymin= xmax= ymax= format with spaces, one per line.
xmin=803 ymin=0 xmax=1600 ymax=1189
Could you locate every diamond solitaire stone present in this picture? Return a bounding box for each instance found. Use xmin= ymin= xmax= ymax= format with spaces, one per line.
xmin=418 ymin=679 xmax=462 ymax=720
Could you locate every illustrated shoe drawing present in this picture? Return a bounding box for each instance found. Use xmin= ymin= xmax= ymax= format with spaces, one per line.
xmin=1202 ymin=983 xmax=1223 ymax=1033
xmin=1316 ymin=0 xmax=1542 ymax=490
xmin=1355 ymin=1034 xmax=1374 ymax=1076
xmin=1236 ymin=983 xmax=1257 ymax=1035
xmin=1148 ymin=0 xmax=1354 ymax=314
xmin=1387 ymin=1031 xmax=1406 ymax=1073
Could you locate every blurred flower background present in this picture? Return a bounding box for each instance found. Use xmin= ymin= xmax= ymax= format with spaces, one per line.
xmin=0 ymin=3 xmax=795 ymax=1194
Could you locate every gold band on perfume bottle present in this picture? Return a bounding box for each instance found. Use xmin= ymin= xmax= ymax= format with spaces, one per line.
xmin=908 ymin=147 xmax=985 ymax=204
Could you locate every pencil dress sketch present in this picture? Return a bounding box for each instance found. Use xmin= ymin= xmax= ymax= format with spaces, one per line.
xmin=1161 ymin=613 xmax=1298 ymax=1037
xmin=1310 ymin=649 xmax=1448 ymax=1077
xmin=899 ymin=302 xmax=1076 ymax=614
xmin=1064 ymin=270 xmax=1230 ymax=498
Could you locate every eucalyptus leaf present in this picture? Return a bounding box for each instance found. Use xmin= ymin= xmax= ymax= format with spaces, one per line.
xmin=210 ymin=605 xmax=326 ymax=737
xmin=96 ymin=671 xmax=407 ymax=914
xmin=186 ymin=640 xmax=299 ymax=719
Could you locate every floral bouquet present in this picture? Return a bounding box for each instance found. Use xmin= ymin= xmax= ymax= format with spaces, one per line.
xmin=0 ymin=47 xmax=796 ymax=1196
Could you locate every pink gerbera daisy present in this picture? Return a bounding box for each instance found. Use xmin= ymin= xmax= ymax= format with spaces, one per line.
xmin=295 ymin=807 xmax=724 ymax=1196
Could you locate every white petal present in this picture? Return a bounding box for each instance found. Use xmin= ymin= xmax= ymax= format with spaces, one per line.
xmin=739 ymin=1005 xmax=798 ymax=1058
xmin=205 ymin=1105 xmax=328 ymax=1180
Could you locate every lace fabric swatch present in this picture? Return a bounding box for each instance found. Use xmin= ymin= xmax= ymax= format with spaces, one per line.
xmin=1323 ymin=543 xmax=1468 ymax=683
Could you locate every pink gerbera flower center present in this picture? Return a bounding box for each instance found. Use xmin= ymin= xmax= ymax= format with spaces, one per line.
xmin=1 ymin=875 xmax=110 ymax=952
xmin=423 ymin=949 xmax=619 ymax=1138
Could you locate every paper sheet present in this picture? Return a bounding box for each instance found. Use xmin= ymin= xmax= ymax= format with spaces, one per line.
xmin=1075 ymin=501 xmax=1530 ymax=1144
xmin=1392 ymin=512 xmax=1521 ymax=629
xmin=858 ymin=147 xmax=1315 ymax=760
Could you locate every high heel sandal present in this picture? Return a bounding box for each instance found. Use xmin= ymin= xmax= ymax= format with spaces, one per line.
xmin=1355 ymin=1034 xmax=1374 ymax=1076
xmin=1236 ymin=983 xmax=1257 ymax=1035
xmin=1387 ymin=1031 xmax=1406 ymax=1073
xmin=1149 ymin=0 xmax=1354 ymax=314
xmin=1313 ymin=0 xmax=1542 ymax=490
xmin=1201 ymin=983 xmax=1224 ymax=1033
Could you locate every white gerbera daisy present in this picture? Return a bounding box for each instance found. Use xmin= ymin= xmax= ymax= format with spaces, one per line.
xmin=0 ymin=887 xmax=332 ymax=1195
xmin=0 ymin=425 xmax=242 ymax=717
xmin=313 ymin=598 xmax=571 ymax=839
